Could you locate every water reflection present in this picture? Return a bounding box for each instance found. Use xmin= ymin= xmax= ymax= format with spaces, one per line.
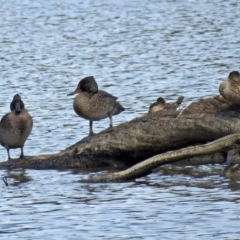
xmin=2 ymin=169 xmax=31 ymax=187
xmin=227 ymin=180 xmax=240 ymax=191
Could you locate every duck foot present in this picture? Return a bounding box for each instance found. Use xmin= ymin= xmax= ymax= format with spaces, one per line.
xmin=102 ymin=126 xmax=114 ymax=133
xmin=19 ymin=155 xmax=31 ymax=160
xmin=80 ymin=133 xmax=96 ymax=143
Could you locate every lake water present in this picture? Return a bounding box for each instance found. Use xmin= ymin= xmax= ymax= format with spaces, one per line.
xmin=0 ymin=0 xmax=240 ymax=239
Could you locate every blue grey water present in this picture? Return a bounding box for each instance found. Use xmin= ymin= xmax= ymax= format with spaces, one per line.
xmin=0 ymin=0 xmax=240 ymax=239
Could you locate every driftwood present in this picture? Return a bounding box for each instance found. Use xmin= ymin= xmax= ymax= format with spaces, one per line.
xmin=88 ymin=133 xmax=240 ymax=182
xmin=1 ymin=95 xmax=240 ymax=180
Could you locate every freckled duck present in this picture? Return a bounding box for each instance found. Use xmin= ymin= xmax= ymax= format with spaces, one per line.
xmin=148 ymin=96 xmax=184 ymax=114
xmin=148 ymin=97 xmax=166 ymax=113
xmin=219 ymin=71 xmax=240 ymax=105
xmin=0 ymin=94 xmax=33 ymax=161
xmin=67 ymin=76 xmax=125 ymax=138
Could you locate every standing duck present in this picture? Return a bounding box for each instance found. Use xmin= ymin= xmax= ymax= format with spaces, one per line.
xmin=67 ymin=76 xmax=125 ymax=139
xmin=0 ymin=94 xmax=33 ymax=161
xmin=219 ymin=71 xmax=240 ymax=105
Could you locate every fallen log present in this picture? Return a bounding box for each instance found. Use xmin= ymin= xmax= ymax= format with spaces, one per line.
xmin=0 ymin=95 xmax=240 ymax=180
xmin=88 ymin=133 xmax=240 ymax=182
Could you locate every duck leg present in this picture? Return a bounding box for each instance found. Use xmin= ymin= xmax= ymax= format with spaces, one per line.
xmin=20 ymin=147 xmax=24 ymax=159
xmin=89 ymin=120 xmax=95 ymax=136
xmin=80 ymin=121 xmax=95 ymax=143
xmin=6 ymin=148 xmax=11 ymax=161
xmin=108 ymin=113 xmax=113 ymax=128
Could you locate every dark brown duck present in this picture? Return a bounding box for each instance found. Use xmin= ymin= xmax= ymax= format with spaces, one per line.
xmin=148 ymin=96 xmax=184 ymax=114
xmin=148 ymin=97 xmax=166 ymax=113
xmin=68 ymin=76 xmax=125 ymax=137
xmin=0 ymin=94 xmax=33 ymax=161
xmin=219 ymin=71 xmax=240 ymax=105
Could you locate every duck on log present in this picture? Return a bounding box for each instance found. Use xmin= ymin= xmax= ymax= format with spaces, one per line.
xmin=1 ymin=71 xmax=240 ymax=181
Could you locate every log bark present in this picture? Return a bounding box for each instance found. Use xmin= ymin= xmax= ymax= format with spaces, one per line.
xmin=88 ymin=133 xmax=240 ymax=182
xmin=0 ymin=95 xmax=240 ymax=179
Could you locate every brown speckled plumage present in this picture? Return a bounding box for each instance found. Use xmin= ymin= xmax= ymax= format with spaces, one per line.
xmin=148 ymin=97 xmax=166 ymax=113
xmin=148 ymin=96 xmax=184 ymax=114
xmin=219 ymin=71 xmax=240 ymax=105
xmin=68 ymin=76 xmax=125 ymax=137
xmin=0 ymin=94 xmax=33 ymax=160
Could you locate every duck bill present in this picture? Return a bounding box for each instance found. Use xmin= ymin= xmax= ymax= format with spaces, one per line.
xmin=67 ymin=88 xmax=82 ymax=96
xmin=15 ymin=102 xmax=21 ymax=113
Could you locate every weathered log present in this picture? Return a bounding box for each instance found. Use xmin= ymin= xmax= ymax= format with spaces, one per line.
xmin=88 ymin=133 xmax=240 ymax=182
xmin=173 ymin=152 xmax=226 ymax=166
xmin=0 ymin=95 xmax=240 ymax=177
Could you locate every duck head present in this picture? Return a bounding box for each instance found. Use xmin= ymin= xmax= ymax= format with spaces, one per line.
xmin=10 ymin=94 xmax=25 ymax=114
xmin=67 ymin=76 xmax=98 ymax=96
xmin=228 ymin=71 xmax=240 ymax=82
xmin=156 ymin=97 xmax=166 ymax=105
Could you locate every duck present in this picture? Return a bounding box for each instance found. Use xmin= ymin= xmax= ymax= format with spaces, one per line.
xmin=219 ymin=71 xmax=240 ymax=105
xmin=148 ymin=97 xmax=166 ymax=113
xmin=67 ymin=76 xmax=125 ymax=138
xmin=0 ymin=94 xmax=33 ymax=161
xmin=148 ymin=96 xmax=184 ymax=114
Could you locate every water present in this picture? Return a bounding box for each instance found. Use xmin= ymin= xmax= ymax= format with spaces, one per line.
xmin=0 ymin=0 xmax=240 ymax=239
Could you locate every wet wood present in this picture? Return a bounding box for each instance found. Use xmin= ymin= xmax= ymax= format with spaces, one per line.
xmin=88 ymin=133 xmax=240 ymax=182
xmin=1 ymin=95 xmax=240 ymax=180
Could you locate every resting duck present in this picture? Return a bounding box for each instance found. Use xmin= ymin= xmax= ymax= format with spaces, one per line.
xmin=148 ymin=96 xmax=184 ymax=114
xmin=219 ymin=71 xmax=240 ymax=105
xmin=68 ymin=76 xmax=125 ymax=138
xmin=148 ymin=97 xmax=166 ymax=113
xmin=0 ymin=94 xmax=33 ymax=161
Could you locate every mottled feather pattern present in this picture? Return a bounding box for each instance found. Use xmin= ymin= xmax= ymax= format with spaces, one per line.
xmin=0 ymin=109 xmax=33 ymax=148
xmin=0 ymin=91 xmax=33 ymax=159
xmin=219 ymin=71 xmax=240 ymax=105
xmin=73 ymin=90 xmax=123 ymax=121
xmin=68 ymin=76 xmax=124 ymax=136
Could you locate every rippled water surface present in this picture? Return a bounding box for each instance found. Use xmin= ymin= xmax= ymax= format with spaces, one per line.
xmin=1 ymin=0 xmax=240 ymax=239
